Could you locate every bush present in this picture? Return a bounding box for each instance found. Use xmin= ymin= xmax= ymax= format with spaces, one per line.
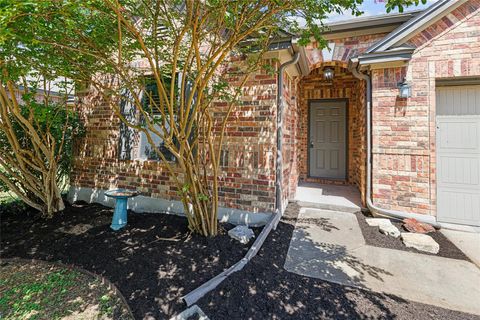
xmin=0 ymin=90 xmax=84 ymax=215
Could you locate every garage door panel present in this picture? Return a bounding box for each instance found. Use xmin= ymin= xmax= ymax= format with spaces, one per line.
xmin=437 ymin=119 xmax=479 ymax=152
xmin=437 ymin=86 xmax=480 ymax=115
xmin=437 ymin=156 xmax=480 ymax=186
xmin=437 ymin=189 xmax=480 ymax=225
xmin=436 ymin=85 xmax=480 ymax=227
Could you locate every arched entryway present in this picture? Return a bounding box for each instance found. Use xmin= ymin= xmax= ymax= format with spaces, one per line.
xmin=297 ymin=61 xmax=367 ymax=205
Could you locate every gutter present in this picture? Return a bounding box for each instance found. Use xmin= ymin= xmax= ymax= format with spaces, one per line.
xmin=349 ymin=58 xmax=441 ymax=228
xmin=276 ymin=51 xmax=300 ymax=214
xmin=357 ymin=47 xmax=414 ymax=66
xmin=182 ymin=46 xmax=301 ymax=307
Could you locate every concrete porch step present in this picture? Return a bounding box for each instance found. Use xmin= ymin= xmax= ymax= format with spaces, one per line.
xmin=293 ymin=183 xmax=362 ymax=213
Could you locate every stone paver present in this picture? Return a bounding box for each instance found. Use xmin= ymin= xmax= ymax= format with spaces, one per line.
xmin=379 ymin=223 xmax=400 ymax=238
xmin=401 ymin=233 xmax=439 ymax=254
xmin=365 ymin=218 xmax=400 ymax=238
xmin=365 ymin=218 xmax=392 ymax=227
xmin=284 ymin=207 xmax=480 ymax=316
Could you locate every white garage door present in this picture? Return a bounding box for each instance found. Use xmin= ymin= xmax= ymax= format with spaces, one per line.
xmin=436 ymin=85 xmax=480 ymax=226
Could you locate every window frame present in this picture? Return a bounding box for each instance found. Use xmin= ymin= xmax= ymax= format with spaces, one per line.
xmin=136 ymin=74 xmax=179 ymax=162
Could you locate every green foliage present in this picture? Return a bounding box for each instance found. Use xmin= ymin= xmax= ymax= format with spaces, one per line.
xmin=0 ymin=96 xmax=84 ymax=194
xmin=0 ymin=0 xmax=425 ymax=232
xmin=0 ymin=0 xmax=426 ymax=83
xmin=385 ymin=0 xmax=427 ymax=13
xmin=99 ymin=294 xmax=114 ymax=316
xmin=0 ymin=0 xmax=121 ymax=82
xmin=198 ymin=193 xmax=209 ymax=201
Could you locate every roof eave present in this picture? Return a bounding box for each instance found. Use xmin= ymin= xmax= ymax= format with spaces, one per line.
xmin=366 ymin=0 xmax=467 ymax=54
xmin=322 ymin=10 xmax=423 ymax=34
xmin=357 ymin=48 xmax=414 ymax=66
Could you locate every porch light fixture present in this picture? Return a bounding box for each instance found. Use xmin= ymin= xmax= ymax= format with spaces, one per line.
xmin=397 ymin=78 xmax=412 ymax=98
xmin=323 ymin=67 xmax=334 ymax=81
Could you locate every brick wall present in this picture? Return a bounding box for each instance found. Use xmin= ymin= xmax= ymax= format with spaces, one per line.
xmin=304 ymin=34 xmax=389 ymax=71
xmin=292 ymin=33 xmax=387 ymax=205
xmin=71 ymin=59 xmax=279 ymax=214
xmin=281 ymin=70 xmax=300 ymax=204
xmin=71 ymin=1 xmax=480 ymax=217
xmin=297 ymin=63 xmax=367 ymax=203
xmin=371 ymin=1 xmax=480 ymax=215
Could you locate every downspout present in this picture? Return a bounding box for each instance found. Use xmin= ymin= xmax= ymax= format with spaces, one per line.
xmin=182 ymin=48 xmax=301 ymax=307
xmin=349 ymin=59 xmax=441 ymax=228
xmin=276 ymin=52 xmax=300 ymax=215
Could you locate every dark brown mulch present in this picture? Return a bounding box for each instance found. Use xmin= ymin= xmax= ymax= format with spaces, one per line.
xmin=355 ymin=211 xmax=470 ymax=261
xmin=196 ymin=203 xmax=479 ymax=320
xmin=0 ymin=200 xmax=259 ymax=320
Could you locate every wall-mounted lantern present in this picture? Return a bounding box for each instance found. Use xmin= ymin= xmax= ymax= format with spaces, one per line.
xmin=397 ymin=78 xmax=412 ymax=98
xmin=323 ymin=67 xmax=334 ymax=81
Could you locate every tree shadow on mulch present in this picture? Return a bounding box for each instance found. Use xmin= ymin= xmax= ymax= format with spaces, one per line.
xmin=197 ymin=203 xmax=478 ymax=320
xmin=0 ymin=200 xmax=257 ymax=319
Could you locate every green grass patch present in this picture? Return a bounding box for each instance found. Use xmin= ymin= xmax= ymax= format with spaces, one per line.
xmin=0 ymin=261 xmax=133 ymax=320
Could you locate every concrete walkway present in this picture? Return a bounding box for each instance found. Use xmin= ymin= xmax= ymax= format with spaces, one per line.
xmin=442 ymin=229 xmax=480 ymax=267
xmin=284 ymin=207 xmax=480 ymax=316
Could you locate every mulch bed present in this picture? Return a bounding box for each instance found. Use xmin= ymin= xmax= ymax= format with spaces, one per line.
xmin=0 ymin=259 xmax=133 ymax=320
xmin=0 ymin=200 xmax=260 ymax=319
xmin=196 ymin=203 xmax=479 ymax=320
xmin=355 ymin=211 xmax=471 ymax=261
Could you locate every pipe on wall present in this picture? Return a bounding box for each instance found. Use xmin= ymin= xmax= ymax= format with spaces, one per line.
xmin=349 ymin=60 xmax=441 ymax=228
xmin=276 ymin=52 xmax=300 ymax=215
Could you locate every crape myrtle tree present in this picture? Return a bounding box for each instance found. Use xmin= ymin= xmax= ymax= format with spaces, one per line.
xmin=1 ymin=0 xmax=425 ymax=235
xmin=0 ymin=73 xmax=81 ymax=215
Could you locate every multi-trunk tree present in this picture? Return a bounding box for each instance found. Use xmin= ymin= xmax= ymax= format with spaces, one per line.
xmin=0 ymin=75 xmax=81 ymax=216
xmin=1 ymin=0 xmax=424 ymax=234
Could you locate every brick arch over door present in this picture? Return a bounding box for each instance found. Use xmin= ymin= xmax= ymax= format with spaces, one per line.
xmin=298 ymin=62 xmax=367 ymax=204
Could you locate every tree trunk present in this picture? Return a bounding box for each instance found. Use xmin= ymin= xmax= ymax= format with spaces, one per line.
xmin=44 ymin=181 xmax=65 ymax=217
xmin=179 ymin=159 xmax=218 ymax=236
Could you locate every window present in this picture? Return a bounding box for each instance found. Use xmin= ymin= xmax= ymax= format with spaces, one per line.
xmin=137 ymin=76 xmax=177 ymax=162
xmin=118 ymin=73 xmax=194 ymax=162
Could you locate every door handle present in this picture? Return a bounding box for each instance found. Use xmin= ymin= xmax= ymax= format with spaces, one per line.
xmin=309 ymin=141 xmax=314 ymax=148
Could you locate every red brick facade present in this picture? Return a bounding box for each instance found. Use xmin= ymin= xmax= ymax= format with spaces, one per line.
xmin=281 ymin=71 xmax=300 ymax=205
xmin=303 ymin=34 xmax=389 ymax=71
xmin=295 ymin=32 xmax=388 ymax=205
xmin=371 ymin=1 xmax=480 ymax=215
xmin=72 ymin=60 xmax=281 ymax=214
xmin=71 ymin=1 xmax=480 ymax=219
xmin=297 ymin=63 xmax=366 ymax=195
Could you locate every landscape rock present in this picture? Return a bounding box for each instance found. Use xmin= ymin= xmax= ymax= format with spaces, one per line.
xmin=228 ymin=225 xmax=255 ymax=244
xmin=379 ymin=223 xmax=401 ymax=238
xmin=403 ymin=218 xmax=436 ymax=234
xmin=366 ymin=218 xmax=400 ymax=238
xmin=401 ymin=233 xmax=439 ymax=254
xmin=365 ymin=218 xmax=393 ymax=227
